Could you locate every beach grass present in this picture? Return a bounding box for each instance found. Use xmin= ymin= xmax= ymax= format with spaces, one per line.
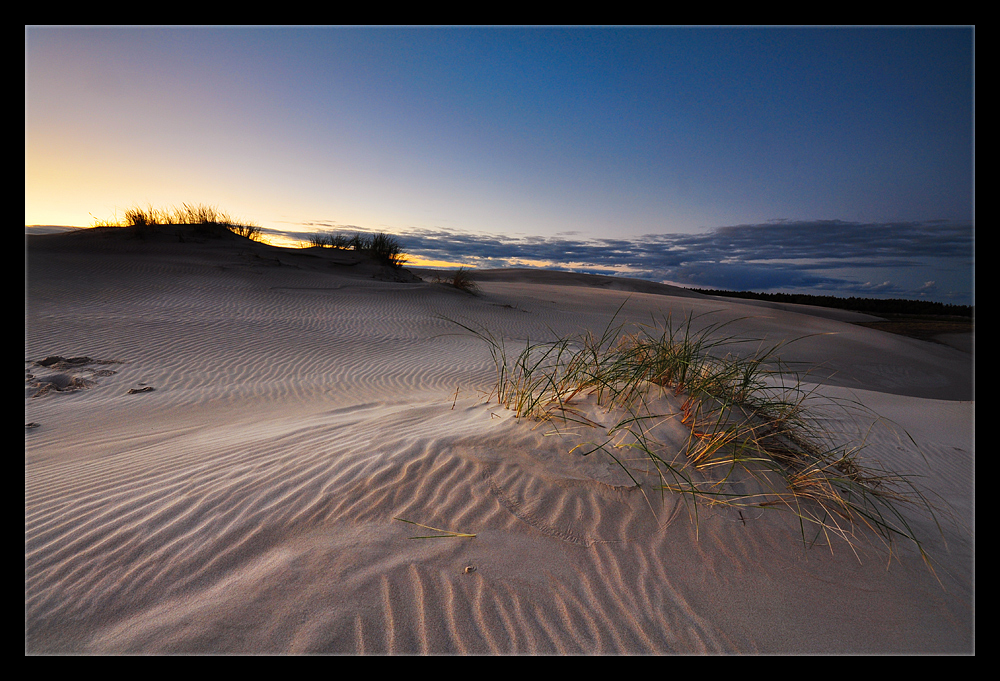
xmin=308 ymin=230 xmax=407 ymax=268
xmin=431 ymin=267 xmax=481 ymax=295
xmin=448 ymin=267 xmax=480 ymax=295
xmin=308 ymin=232 xmax=351 ymax=249
xmin=93 ymin=202 xmax=263 ymax=241
xmin=450 ymin=304 xmax=943 ymax=570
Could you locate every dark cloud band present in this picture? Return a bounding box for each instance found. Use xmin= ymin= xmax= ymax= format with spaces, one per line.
xmin=283 ymin=219 xmax=974 ymax=304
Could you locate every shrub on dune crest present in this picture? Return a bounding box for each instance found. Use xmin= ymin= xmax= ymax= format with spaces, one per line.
xmin=368 ymin=232 xmax=406 ymax=268
xmin=308 ymin=230 xmax=407 ymax=268
xmin=450 ymin=304 xmax=947 ymax=574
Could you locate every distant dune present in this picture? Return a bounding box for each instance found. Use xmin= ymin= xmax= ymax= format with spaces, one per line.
xmin=24 ymin=225 xmax=84 ymax=235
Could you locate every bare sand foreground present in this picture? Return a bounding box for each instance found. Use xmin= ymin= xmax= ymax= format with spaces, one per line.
xmin=25 ymin=227 xmax=974 ymax=654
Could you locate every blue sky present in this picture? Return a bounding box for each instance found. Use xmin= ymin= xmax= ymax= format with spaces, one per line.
xmin=25 ymin=26 xmax=974 ymax=304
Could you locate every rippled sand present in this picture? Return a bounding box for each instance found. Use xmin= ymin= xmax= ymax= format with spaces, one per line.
xmin=26 ymin=227 xmax=973 ymax=653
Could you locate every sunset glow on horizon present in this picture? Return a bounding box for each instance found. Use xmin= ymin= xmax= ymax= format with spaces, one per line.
xmin=26 ymin=26 xmax=974 ymax=304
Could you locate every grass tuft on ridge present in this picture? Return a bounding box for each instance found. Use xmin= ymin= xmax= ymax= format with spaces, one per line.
xmin=92 ymin=202 xmax=263 ymax=241
xmin=308 ymin=230 xmax=407 ymax=268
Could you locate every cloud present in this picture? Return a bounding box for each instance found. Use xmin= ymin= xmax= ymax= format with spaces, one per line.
xmin=293 ymin=219 xmax=975 ymax=304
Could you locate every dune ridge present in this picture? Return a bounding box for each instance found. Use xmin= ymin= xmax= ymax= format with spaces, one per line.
xmin=26 ymin=228 xmax=973 ymax=653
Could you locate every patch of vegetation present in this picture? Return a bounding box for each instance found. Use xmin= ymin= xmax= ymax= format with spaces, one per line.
xmin=451 ymin=305 xmax=945 ymax=573
xmin=308 ymin=230 xmax=407 ymax=268
xmin=432 ymin=267 xmax=480 ymax=295
xmin=92 ymin=203 xmax=262 ymax=241
xmin=449 ymin=268 xmax=480 ymax=294
xmin=309 ymin=232 xmax=352 ymax=249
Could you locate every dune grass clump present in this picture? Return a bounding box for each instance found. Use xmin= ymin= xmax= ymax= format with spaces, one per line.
xmin=308 ymin=230 xmax=407 ymax=268
xmin=309 ymin=232 xmax=351 ymax=249
xmin=93 ymin=202 xmax=262 ymax=241
xmin=433 ymin=267 xmax=480 ymax=295
xmin=450 ymin=305 xmax=943 ymax=570
xmin=368 ymin=232 xmax=406 ymax=268
xmin=450 ymin=268 xmax=481 ymax=295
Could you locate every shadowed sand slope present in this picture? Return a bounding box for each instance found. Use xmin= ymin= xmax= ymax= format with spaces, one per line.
xmin=26 ymin=230 xmax=973 ymax=654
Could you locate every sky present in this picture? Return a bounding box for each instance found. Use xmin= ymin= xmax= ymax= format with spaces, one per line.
xmin=25 ymin=26 xmax=974 ymax=305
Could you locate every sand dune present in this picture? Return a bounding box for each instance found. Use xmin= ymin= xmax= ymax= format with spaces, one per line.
xmin=26 ymin=228 xmax=973 ymax=654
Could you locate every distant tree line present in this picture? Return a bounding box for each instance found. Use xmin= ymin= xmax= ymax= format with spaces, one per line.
xmin=688 ymin=289 xmax=973 ymax=317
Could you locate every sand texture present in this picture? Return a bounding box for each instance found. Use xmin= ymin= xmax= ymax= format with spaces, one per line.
xmin=26 ymin=228 xmax=974 ymax=654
